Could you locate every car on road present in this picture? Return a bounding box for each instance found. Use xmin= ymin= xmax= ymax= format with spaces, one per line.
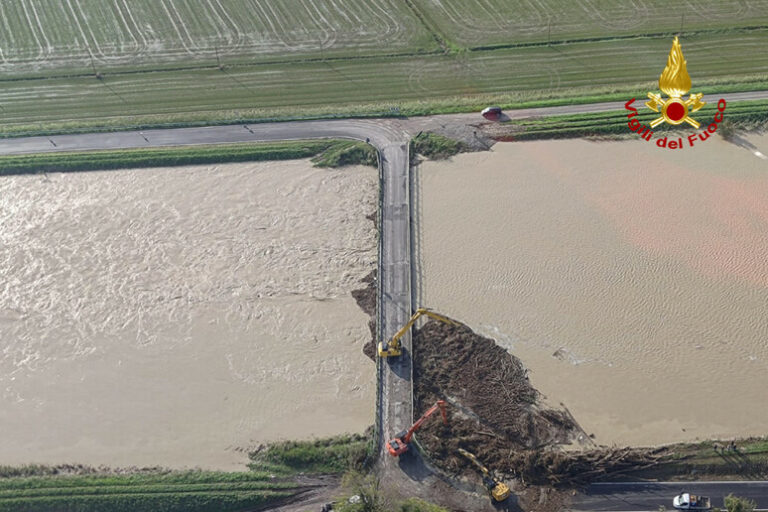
xmin=481 ymin=106 xmax=502 ymax=120
xmin=673 ymin=493 xmax=711 ymax=510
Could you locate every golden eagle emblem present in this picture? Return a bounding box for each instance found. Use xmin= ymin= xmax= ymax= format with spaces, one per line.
xmin=645 ymin=37 xmax=705 ymax=128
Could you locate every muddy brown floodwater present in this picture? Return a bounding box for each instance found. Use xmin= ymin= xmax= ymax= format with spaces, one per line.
xmin=418 ymin=134 xmax=768 ymax=448
xmin=0 ymin=160 xmax=377 ymax=470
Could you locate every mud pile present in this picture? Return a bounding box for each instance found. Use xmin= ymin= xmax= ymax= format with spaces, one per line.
xmin=412 ymin=320 xmax=661 ymax=486
xmin=352 ymin=211 xmax=378 ymax=362
xmin=506 ymin=447 xmax=666 ymax=486
xmin=351 ymin=270 xmax=377 ymax=361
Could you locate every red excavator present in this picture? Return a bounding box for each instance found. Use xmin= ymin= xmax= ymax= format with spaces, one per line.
xmin=386 ymin=400 xmax=448 ymax=457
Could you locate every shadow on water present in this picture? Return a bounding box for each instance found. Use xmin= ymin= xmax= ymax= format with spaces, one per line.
xmin=725 ymin=131 xmax=768 ymax=160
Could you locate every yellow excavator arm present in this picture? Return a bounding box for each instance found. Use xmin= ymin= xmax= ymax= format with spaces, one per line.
xmin=458 ymin=449 xmax=511 ymax=502
xmin=458 ymin=448 xmax=490 ymax=476
xmin=377 ymin=308 xmax=460 ymax=358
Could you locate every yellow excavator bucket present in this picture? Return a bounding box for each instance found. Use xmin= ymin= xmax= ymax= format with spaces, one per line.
xmin=378 ymin=308 xmax=460 ymax=358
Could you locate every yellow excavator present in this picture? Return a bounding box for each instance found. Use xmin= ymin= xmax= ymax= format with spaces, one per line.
xmin=377 ymin=308 xmax=460 ymax=358
xmin=458 ymin=448 xmax=511 ymax=502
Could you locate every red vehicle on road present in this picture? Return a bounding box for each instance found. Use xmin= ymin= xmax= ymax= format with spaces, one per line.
xmin=482 ymin=106 xmax=502 ymax=120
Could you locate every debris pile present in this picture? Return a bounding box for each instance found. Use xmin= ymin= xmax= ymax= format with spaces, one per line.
xmin=350 ymin=270 xmax=377 ymax=360
xmin=508 ymin=447 xmax=667 ymax=486
xmin=412 ymin=320 xmax=664 ymax=486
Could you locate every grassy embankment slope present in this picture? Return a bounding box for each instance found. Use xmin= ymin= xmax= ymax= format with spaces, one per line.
xmin=410 ymin=132 xmax=465 ymax=160
xmin=1 ymin=1 xmax=767 ymax=136
xmin=626 ymin=438 xmax=768 ymax=482
xmin=0 ymin=140 xmax=376 ymax=175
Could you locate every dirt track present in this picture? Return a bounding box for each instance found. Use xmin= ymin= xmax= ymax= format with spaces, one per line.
xmin=262 ymin=475 xmax=341 ymax=512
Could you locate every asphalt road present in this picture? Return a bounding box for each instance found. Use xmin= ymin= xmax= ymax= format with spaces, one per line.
xmin=569 ymin=481 xmax=768 ymax=511
xmin=2 ymin=90 xmax=768 ymax=156
xmin=0 ymin=119 xmax=407 ymax=155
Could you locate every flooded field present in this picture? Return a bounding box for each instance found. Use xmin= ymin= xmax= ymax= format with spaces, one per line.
xmin=418 ymin=134 xmax=768 ymax=447
xmin=0 ymin=160 xmax=377 ymax=469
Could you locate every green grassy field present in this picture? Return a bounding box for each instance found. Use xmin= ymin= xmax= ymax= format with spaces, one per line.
xmin=0 ymin=471 xmax=296 ymax=512
xmin=0 ymin=0 xmax=433 ymax=74
xmin=0 ymin=139 xmax=376 ymax=175
xmin=411 ymin=1 xmax=768 ymax=48
xmin=0 ymin=434 xmax=371 ymax=512
xmin=1 ymin=0 xmax=767 ymax=135
xmin=248 ymin=433 xmax=370 ymax=474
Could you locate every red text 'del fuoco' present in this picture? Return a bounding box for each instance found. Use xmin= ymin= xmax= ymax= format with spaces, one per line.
xmin=624 ymin=37 xmax=726 ymax=149
xmin=625 ymin=97 xmax=727 ymax=149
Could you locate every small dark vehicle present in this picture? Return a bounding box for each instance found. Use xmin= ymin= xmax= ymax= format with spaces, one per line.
xmin=482 ymin=106 xmax=502 ymax=120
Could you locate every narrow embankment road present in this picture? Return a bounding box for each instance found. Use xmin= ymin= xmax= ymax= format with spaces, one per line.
xmin=2 ymin=91 xmax=767 ymax=156
xmin=569 ymin=481 xmax=768 ymax=511
xmin=0 ymin=120 xmax=405 ymax=155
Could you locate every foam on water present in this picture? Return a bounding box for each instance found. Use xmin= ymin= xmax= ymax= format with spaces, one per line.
xmin=0 ymin=160 xmax=377 ymax=469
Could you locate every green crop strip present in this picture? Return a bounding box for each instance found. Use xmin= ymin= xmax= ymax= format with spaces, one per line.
xmin=0 ymin=471 xmax=296 ymax=512
xmin=504 ymin=100 xmax=768 ymax=140
xmin=0 ymin=140 xmax=379 ymax=176
xmin=249 ymin=433 xmax=370 ymax=475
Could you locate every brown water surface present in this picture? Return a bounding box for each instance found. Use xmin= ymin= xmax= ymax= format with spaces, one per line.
xmin=0 ymin=161 xmax=376 ymax=469
xmin=419 ymin=135 xmax=768 ymax=446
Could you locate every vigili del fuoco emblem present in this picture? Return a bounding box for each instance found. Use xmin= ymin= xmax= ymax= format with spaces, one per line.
xmin=645 ymin=37 xmax=706 ymax=128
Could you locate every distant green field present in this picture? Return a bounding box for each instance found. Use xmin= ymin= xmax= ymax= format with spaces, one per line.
xmin=0 ymin=0 xmax=434 ymax=74
xmin=412 ymin=0 xmax=768 ymax=47
xmin=0 ymin=0 xmax=767 ymax=135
